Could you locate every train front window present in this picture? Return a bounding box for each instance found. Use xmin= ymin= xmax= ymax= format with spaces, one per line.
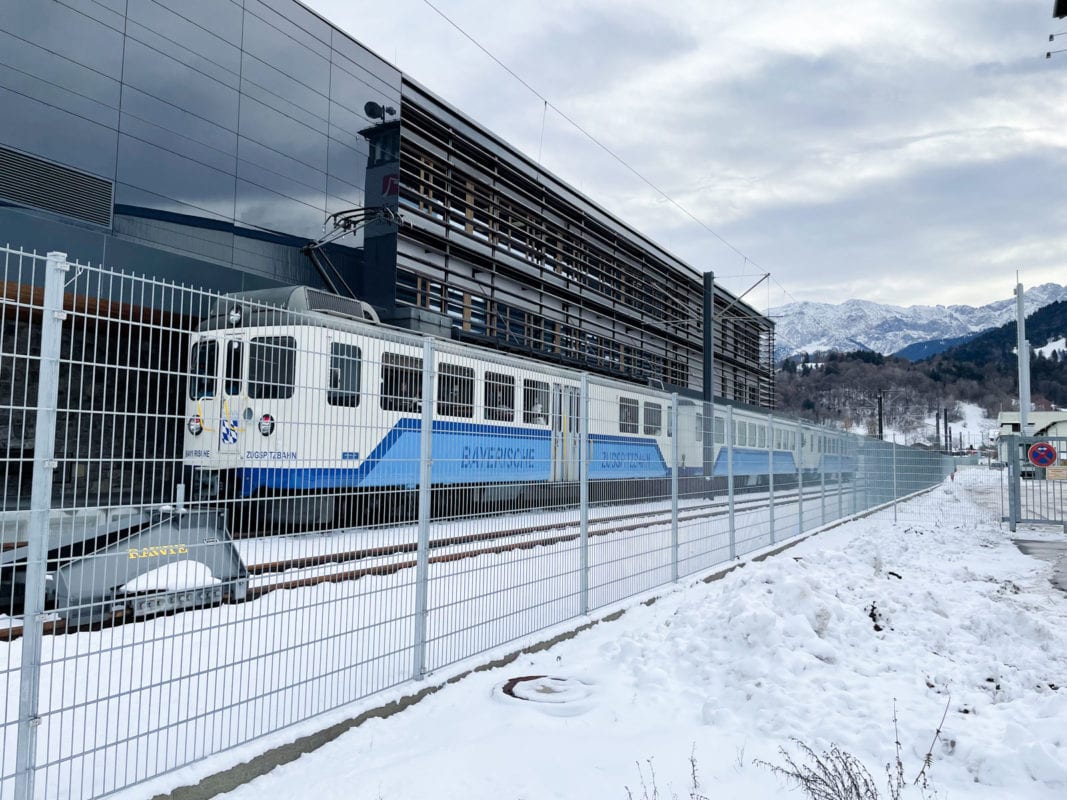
xmin=224 ymin=340 xmax=243 ymax=396
xmin=328 ymin=343 xmax=362 ymax=407
xmin=249 ymin=336 xmax=296 ymax=399
xmin=189 ymin=340 xmax=218 ymax=400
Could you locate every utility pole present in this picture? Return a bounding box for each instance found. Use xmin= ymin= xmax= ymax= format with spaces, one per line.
xmin=935 ymin=408 xmax=941 ymax=450
xmin=1016 ymin=281 xmax=1032 ymax=437
xmin=944 ymin=408 xmax=949 ymax=453
xmin=877 ymin=391 xmax=884 ymax=441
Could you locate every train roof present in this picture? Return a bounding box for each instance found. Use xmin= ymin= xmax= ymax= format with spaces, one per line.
xmin=198 ymin=286 xmax=380 ymax=332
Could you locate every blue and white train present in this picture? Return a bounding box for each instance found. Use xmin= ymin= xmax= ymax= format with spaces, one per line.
xmin=182 ymin=287 xmax=851 ymax=527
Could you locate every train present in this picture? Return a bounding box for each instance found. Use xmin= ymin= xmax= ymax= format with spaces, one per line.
xmin=0 ymin=285 xmax=854 ymax=625
xmin=181 ymin=286 xmax=853 ymax=527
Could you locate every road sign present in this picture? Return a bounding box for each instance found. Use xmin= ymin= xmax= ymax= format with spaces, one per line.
xmin=1027 ymin=441 xmax=1058 ymax=468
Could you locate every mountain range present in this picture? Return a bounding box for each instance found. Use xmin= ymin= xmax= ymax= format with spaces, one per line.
xmin=771 ymin=283 xmax=1067 ymax=360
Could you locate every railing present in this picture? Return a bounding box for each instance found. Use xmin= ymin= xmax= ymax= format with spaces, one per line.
xmin=0 ymin=246 xmax=954 ymax=800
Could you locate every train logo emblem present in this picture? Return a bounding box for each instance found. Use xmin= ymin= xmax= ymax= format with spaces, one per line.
xmin=1027 ymin=441 xmax=1058 ymax=468
xmin=220 ymin=416 xmax=240 ymax=445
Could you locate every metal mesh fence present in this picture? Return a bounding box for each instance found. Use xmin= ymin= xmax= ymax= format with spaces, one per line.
xmin=1 ymin=246 xmax=963 ymax=799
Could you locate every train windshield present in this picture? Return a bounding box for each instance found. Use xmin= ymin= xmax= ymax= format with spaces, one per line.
xmin=189 ymin=340 xmax=218 ymax=400
xmin=249 ymin=336 xmax=297 ymax=399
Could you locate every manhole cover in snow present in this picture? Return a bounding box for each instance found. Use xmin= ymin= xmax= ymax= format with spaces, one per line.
xmin=493 ymin=675 xmax=596 ymax=716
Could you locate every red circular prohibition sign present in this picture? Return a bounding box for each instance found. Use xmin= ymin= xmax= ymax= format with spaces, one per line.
xmin=1027 ymin=442 xmax=1058 ymax=468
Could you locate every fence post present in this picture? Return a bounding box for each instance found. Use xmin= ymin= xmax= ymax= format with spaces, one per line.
xmin=820 ymin=436 xmax=827 ymax=524
xmin=1008 ymin=435 xmax=1019 ymax=533
xmin=580 ymin=374 xmax=590 ymax=612
xmin=837 ymin=432 xmax=844 ymax=520
xmin=796 ymin=420 xmax=804 ymax=534
xmin=767 ymin=414 xmax=775 ymax=545
xmin=412 ymin=337 xmax=435 ymax=680
xmin=14 ymin=251 xmax=68 ymax=800
xmin=892 ymin=437 xmax=899 ymax=524
xmin=670 ymin=392 xmax=679 ymax=581
xmin=726 ymin=405 xmax=736 ymax=559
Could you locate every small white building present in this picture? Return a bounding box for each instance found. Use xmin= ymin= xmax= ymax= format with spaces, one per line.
xmin=995 ymin=411 xmax=1067 ymax=471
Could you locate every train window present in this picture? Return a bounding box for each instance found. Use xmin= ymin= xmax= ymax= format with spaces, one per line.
xmin=643 ymin=402 xmax=662 ymax=436
xmin=328 ymin=342 xmax=362 ymax=407
xmin=757 ymin=425 xmax=766 ymax=448
xmin=189 ymin=340 xmax=218 ymax=399
xmin=484 ymin=372 xmax=514 ymax=422
xmin=734 ymin=421 xmax=746 ymax=447
xmin=695 ymin=413 xmax=703 ymax=442
xmin=248 ymin=336 xmax=296 ymax=399
xmin=438 ymin=363 xmax=474 ymax=417
xmin=381 ymin=352 xmax=423 ymax=412
xmin=714 ymin=417 xmax=725 ymax=444
xmin=619 ymin=397 xmax=639 ymax=433
xmin=523 ymin=380 xmax=550 ymax=425
xmin=224 ymin=340 xmax=242 ymax=396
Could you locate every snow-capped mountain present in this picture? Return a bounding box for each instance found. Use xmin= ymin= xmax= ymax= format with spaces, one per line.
xmin=772 ymin=283 xmax=1067 ymax=359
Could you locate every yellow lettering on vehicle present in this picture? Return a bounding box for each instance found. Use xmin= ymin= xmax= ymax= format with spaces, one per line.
xmin=127 ymin=544 xmax=188 ymax=559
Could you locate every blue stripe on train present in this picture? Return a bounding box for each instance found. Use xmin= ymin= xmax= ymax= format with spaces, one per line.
xmin=712 ymin=448 xmax=798 ymax=477
xmin=239 ymin=419 xmax=672 ymax=496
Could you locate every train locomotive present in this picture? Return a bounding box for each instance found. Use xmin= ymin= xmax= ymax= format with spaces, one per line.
xmin=182 ymin=287 xmax=852 ymax=528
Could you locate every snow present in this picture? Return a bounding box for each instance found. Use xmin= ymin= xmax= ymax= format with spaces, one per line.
xmin=773 ymin=284 xmax=1067 ymax=358
xmin=122 ymin=560 xmax=220 ymax=593
xmin=1036 ymin=337 xmax=1066 ymax=359
xmin=192 ymin=468 xmax=1067 ymax=800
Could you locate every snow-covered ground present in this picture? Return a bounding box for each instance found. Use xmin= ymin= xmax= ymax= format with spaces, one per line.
xmin=177 ymin=467 xmax=1066 ymax=800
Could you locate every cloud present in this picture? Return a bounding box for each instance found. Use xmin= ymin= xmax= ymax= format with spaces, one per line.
xmin=308 ymin=0 xmax=1067 ymax=309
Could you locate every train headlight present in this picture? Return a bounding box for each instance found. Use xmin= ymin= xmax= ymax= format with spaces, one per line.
xmin=258 ymin=414 xmax=275 ymax=436
xmin=187 ymin=416 xmax=203 ymax=436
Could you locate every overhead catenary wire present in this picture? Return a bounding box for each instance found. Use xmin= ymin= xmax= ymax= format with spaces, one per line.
xmin=417 ymin=0 xmax=779 ymax=289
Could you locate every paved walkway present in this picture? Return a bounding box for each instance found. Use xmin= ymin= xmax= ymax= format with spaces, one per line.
xmin=1014 ymin=538 xmax=1067 ymax=594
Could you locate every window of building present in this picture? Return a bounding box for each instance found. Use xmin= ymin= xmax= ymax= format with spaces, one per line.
xmin=437 ymin=363 xmax=474 ymax=417
xmin=328 ymin=342 xmax=361 ymax=407
xmin=484 ymin=372 xmax=514 ymax=422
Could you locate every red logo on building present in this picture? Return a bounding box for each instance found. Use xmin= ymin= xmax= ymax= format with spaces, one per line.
xmin=382 ymin=174 xmax=399 ymax=196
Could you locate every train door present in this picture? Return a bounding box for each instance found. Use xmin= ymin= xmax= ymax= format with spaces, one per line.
xmin=217 ymin=336 xmax=247 ymax=458
xmin=551 ymin=384 xmax=581 ymax=482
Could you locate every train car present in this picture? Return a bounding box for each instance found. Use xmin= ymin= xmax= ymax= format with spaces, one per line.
xmin=181 ymin=287 xmax=850 ymax=527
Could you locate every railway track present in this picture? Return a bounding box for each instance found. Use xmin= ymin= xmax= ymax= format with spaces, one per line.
xmin=1 ymin=483 xmax=849 ymax=639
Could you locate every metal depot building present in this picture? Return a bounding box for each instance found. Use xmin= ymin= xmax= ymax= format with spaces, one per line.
xmin=0 ymin=0 xmax=775 ymax=408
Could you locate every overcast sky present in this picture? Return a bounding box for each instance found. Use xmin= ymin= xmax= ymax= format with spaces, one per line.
xmin=304 ymin=0 xmax=1067 ymax=311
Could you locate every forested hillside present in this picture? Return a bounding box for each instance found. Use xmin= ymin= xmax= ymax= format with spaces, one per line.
xmin=776 ymin=301 xmax=1067 ymax=438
